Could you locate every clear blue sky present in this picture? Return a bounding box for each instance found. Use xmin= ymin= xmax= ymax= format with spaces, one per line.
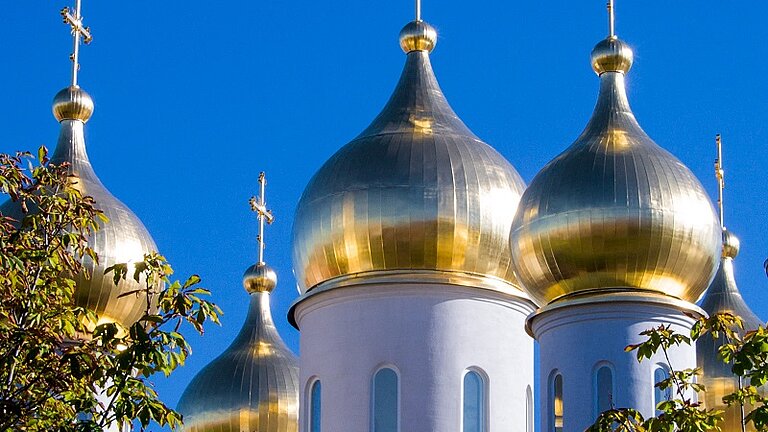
xmin=2 ymin=0 xmax=768 ymax=427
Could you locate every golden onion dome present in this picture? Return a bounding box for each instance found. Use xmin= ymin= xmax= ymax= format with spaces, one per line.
xmin=291 ymin=20 xmax=527 ymax=296
xmin=697 ymin=229 xmax=762 ymax=431
xmin=177 ymin=275 xmax=299 ymax=431
xmin=1 ymin=86 xmax=157 ymax=329
xmin=510 ymin=34 xmax=721 ymax=307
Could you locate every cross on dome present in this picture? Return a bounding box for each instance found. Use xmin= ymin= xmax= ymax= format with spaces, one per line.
xmin=60 ymin=0 xmax=92 ymax=87
xmin=249 ymin=172 xmax=274 ymax=265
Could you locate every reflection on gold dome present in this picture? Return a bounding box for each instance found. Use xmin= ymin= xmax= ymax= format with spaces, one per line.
xmin=510 ymin=34 xmax=721 ymax=307
xmin=292 ymin=20 xmax=528 ymax=296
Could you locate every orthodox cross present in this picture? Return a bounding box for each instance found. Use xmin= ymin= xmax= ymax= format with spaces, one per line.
xmin=249 ymin=172 xmax=275 ymax=264
xmin=714 ymin=134 xmax=725 ymax=228
xmin=61 ymin=0 xmax=93 ymax=86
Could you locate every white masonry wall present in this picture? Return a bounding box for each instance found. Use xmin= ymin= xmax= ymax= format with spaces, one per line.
xmin=530 ymin=299 xmax=700 ymax=432
xmin=293 ymin=283 xmax=536 ymax=432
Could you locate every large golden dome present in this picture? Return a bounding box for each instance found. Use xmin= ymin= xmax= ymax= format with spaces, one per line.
xmin=510 ymin=35 xmax=721 ymax=307
xmin=177 ymin=266 xmax=299 ymax=432
xmin=1 ymin=86 xmax=157 ymax=329
xmin=292 ymin=20 xmax=527 ymax=295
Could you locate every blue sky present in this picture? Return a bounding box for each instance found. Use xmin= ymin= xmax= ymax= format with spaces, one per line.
xmin=2 ymin=0 xmax=768 ymax=426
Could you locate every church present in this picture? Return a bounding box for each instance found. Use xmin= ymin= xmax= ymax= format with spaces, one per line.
xmin=8 ymin=0 xmax=765 ymax=431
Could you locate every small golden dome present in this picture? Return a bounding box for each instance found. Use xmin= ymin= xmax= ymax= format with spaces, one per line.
xmin=53 ymin=86 xmax=94 ymax=122
xmin=697 ymin=228 xmax=762 ymax=431
xmin=722 ymin=228 xmax=740 ymax=258
xmin=510 ymin=37 xmax=721 ymax=307
xmin=178 ymin=290 xmax=299 ymax=432
xmin=243 ymin=262 xmax=277 ymax=293
xmin=591 ymin=36 xmax=633 ymax=75
xmin=292 ymin=22 xmax=527 ymax=296
xmin=399 ymin=20 xmax=437 ymax=53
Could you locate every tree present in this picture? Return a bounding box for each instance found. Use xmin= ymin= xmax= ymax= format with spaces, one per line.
xmin=588 ymin=313 xmax=768 ymax=432
xmin=0 ymin=147 xmax=221 ymax=431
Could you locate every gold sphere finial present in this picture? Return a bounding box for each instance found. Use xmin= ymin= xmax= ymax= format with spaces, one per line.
xmin=52 ymin=85 xmax=94 ymax=122
xmin=591 ymin=37 xmax=633 ymax=75
xmin=399 ymin=20 xmax=437 ymax=53
xmin=243 ymin=262 xmax=278 ymax=293
xmin=722 ymin=229 xmax=740 ymax=259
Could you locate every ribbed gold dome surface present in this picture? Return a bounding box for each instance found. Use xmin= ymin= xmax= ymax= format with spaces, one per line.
xmin=292 ymin=21 xmax=527 ymax=295
xmin=177 ymin=291 xmax=299 ymax=432
xmin=510 ymin=36 xmax=721 ymax=307
xmin=1 ymin=87 xmax=157 ymax=328
xmin=697 ymin=230 xmax=762 ymax=431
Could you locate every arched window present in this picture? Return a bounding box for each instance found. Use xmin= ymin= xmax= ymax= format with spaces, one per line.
xmin=463 ymin=370 xmax=486 ymax=432
xmin=595 ymin=366 xmax=613 ymax=416
xmin=550 ymin=373 xmax=563 ymax=432
xmin=309 ymin=380 xmax=321 ymax=432
xmin=372 ymin=368 xmax=399 ymax=432
xmin=653 ymin=366 xmax=671 ymax=415
xmin=526 ymin=385 xmax=534 ymax=432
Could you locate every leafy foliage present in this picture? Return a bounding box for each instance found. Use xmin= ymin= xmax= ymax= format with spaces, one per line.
xmin=0 ymin=147 xmax=221 ymax=431
xmin=588 ymin=313 xmax=768 ymax=432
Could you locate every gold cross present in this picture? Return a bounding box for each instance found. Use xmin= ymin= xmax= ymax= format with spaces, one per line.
xmin=61 ymin=0 xmax=92 ymax=87
xmin=249 ymin=172 xmax=274 ymax=264
xmin=714 ymin=134 xmax=725 ymax=228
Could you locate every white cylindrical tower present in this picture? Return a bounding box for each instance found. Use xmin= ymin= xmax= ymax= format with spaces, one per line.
xmin=510 ymin=4 xmax=721 ymax=432
xmin=290 ymin=15 xmax=536 ymax=432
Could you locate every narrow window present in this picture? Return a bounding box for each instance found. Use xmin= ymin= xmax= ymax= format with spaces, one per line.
xmin=551 ymin=373 xmax=563 ymax=432
xmin=653 ymin=367 xmax=671 ymax=415
xmin=526 ymin=385 xmax=534 ymax=432
xmin=595 ymin=366 xmax=613 ymax=416
xmin=372 ymin=368 xmax=399 ymax=432
xmin=463 ymin=370 xmax=486 ymax=432
xmin=309 ymin=380 xmax=321 ymax=432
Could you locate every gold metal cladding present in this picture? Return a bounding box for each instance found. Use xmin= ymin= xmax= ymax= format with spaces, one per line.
xmin=243 ymin=262 xmax=278 ymax=294
xmin=178 ymin=292 xmax=299 ymax=432
xmin=292 ymin=46 xmax=527 ymax=295
xmin=53 ymin=85 xmax=94 ymax=122
xmin=591 ymin=37 xmax=633 ymax=75
xmin=510 ymin=60 xmax=721 ymax=307
xmin=1 ymin=113 xmax=158 ymax=329
xmin=399 ymin=20 xmax=437 ymax=53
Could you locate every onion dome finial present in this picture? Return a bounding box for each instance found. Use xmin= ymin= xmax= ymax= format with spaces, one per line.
xmin=591 ymin=37 xmax=633 ymax=75
xmin=53 ymin=86 xmax=94 ymax=122
xmin=399 ymin=0 xmax=436 ymax=53
xmin=399 ymin=20 xmax=437 ymax=53
xmin=722 ymin=229 xmax=740 ymax=259
xmin=591 ymin=0 xmax=633 ymax=75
